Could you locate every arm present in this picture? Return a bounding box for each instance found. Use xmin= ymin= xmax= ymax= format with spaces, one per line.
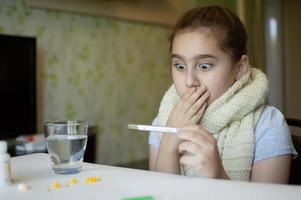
xmin=149 ymin=139 xmax=180 ymax=173
xmin=177 ymin=125 xmax=292 ymax=182
xmin=251 ymin=155 xmax=291 ymax=183
xmin=149 ymin=145 xmax=158 ymax=171
xmin=154 ymin=134 xmax=181 ymax=174
xmin=149 ymin=138 xmax=179 ymax=174
xmin=250 ymin=106 xmax=294 ymax=183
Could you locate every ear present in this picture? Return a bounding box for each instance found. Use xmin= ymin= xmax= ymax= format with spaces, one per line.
xmin=235 ymin=55 xmax=250 ymax=80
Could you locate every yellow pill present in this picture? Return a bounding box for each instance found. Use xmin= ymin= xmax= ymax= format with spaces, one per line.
xmin=52 ymin=182 xmax=60 ymax=189
xmin=70 ymin=178 xmax=77 ymax=184
xmin=85 ymin=177 xmax=96 ymax=184
xmin=85 ymin=178 xmax=92 ymax=184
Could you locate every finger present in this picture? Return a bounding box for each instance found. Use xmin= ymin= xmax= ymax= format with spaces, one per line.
xmin=178 ymin=141 xmax=201 ymax=154
xmin=178 ymin=125 xmax=209 ymax=135
xmin=186 ymin=91 xmax=209 ymax=117
xmin=177 ymin=127 xmax=211 ymax=146
xmin=178 ymin=125 xmax=204 ymax=134
xmin=179 ymin=154 xmax=200 ymax=166
xmin=178 ymin=127 xmax=217 ymax=153
xmin=181 ymin=87 xmax=196 ymax=102
xmin=177 ymin=88 xmax=196 ymax=112
xmin=189 ymin=102 xmax=207 ymax=123
xmin=182 ymin=86 xmax=207 ymax=112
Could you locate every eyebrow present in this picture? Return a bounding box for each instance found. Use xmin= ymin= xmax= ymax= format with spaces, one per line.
xmin=171 ymin=54 xmax=218 ymax=61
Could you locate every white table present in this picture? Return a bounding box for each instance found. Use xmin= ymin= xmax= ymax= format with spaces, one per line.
xmin=1 ymin=153 xmax=301 ymax=200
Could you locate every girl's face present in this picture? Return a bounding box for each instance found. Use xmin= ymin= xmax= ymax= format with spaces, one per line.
xmin=171 ymin=29 xmax=238 ymax=104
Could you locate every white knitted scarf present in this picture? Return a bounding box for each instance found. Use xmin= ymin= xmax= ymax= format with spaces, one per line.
xmin=157 ymin=68 xmax=269 ymax=181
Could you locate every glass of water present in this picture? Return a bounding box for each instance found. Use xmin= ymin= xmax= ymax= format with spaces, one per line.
xmin=44 ymin=121 xmax=88 ymax=174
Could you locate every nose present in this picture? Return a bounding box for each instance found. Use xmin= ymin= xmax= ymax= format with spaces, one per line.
xmin=185 ymin=69 xmax=200 ymax=88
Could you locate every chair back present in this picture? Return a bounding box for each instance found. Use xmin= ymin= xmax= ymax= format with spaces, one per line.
xmin=287 ymin=118 xmax=301 ymax=185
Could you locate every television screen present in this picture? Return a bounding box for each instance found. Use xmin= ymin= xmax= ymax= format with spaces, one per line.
xmin=0 ymin=34 xmax=36 ymax=139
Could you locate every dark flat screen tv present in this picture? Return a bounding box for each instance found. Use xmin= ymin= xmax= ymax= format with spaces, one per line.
xmin=0 ymin=34 xmax=36 ymax=140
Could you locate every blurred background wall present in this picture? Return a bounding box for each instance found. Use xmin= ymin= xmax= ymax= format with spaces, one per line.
xmin=0 ymin=0 xmax=172 ymax=165
xmin=283 ymin=0 xmax=301 ymax=136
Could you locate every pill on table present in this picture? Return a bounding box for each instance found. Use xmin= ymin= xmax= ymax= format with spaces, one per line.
xmin=70 ymin=178 xmax=77 ymax=184
xmin=52 ymin=181 xmax=60 ymax=189
xmin=85 ymin=176 xmax=99 ymax=184
xmin=18 ymin=183 xmax=30 ymax=191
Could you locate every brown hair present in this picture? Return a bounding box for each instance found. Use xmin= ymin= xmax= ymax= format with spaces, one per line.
xmin=169 ymin=6 xmax=247 ymax=62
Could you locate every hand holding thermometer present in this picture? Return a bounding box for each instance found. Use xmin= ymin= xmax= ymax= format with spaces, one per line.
xmin=127 ymin=124 xmax=178 ymax=134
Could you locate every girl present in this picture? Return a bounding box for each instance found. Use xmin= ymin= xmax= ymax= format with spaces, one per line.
xmin=148 ymin=6 xmax=297 ymax=182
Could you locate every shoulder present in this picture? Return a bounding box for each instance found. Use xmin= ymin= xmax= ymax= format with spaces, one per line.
xmin=256 ymin=105 xmax=286 ymax=129
xmin=254 ymin=105 xmax=297 ymax=162
xmin=255 ymin=105 xmax=291 ymax=140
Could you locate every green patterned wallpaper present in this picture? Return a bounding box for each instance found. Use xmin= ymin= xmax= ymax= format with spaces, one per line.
xmin=0 ymin=0 xmax=171 ymax=165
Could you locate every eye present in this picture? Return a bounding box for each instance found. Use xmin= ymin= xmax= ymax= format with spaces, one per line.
xmin=174 ymin=63 xmax=186 ymax=71
xmin=198 ymin=63 xmax=212 ymax=71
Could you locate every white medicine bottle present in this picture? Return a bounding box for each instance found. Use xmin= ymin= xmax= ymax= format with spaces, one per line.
xmin=0 ymin=141 xmax=12 ymax=187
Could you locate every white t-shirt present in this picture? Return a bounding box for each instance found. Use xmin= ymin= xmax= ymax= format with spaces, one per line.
xmin=148 ymin=105 xmax=298 ymax=164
